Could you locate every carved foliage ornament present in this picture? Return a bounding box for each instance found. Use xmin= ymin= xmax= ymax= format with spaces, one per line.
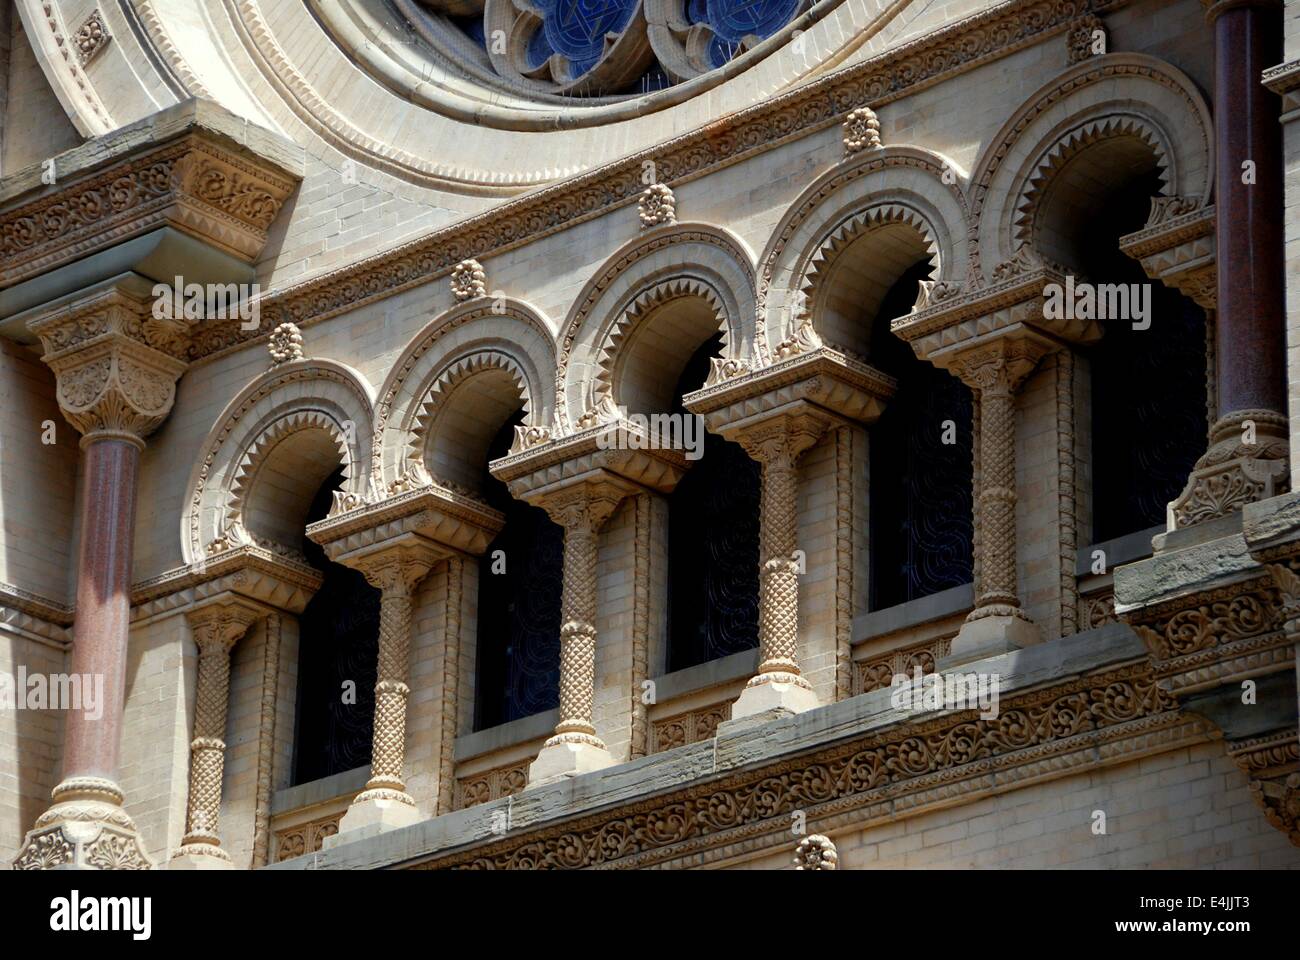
xmin=450 ymin=259 xmax=487 ymax=301
xmin=842 ymin=107 xmax=881 ymax=155
xmin=793 ymin=834 xmax=838 ymax=869
xmin=73 ymin=10 xmax=112 ymax=66
xmin=638 ymin=183 xmax=676 ymax=228
xmin=418 ymin=663 xmax=1176 ymax=869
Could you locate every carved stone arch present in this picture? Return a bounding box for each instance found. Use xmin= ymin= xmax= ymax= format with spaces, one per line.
xmin=410 ymin=348 xmax=535 ymax=493
xmin=757 ymin=146 xmax=972 ymax=360
xmin=373 ymin=298 xmax=555 ymax=492
xmin=556 ymin=223 xmax=756 ymax=433
xmin=971 ymin=53 xmax=1213 ymax=278
xmin=183 ymin=360 xmax=375 ymax=564
xmin=586 ymin=276 xmax=731 ymax=423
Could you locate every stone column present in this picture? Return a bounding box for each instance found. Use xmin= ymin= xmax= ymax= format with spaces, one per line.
xmin=169 ymin=601 xmax=262 ymax=868
xmin=528 ymin=481 xmax=630 ymax=785
xmin=13 ymin=289 xmax=186 ymax=871
xmin=729 ymin=412 xmax=830 ymax=719
xmin=945 ymin=337 xmax=1050 ymax=662
xmin=335 ymin=539 xmax=440 ymax=837
xmin=1169 ymin=0 xmax=1289 ymax=526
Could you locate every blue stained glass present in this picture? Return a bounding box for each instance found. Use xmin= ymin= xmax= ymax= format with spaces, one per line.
xmin=526 ymin=24 xmax=555 ymax=70
xmin=530 ymin=0 xmax=639 ymax=77
xmin=707 ymin=0 xmax=802 ymax=43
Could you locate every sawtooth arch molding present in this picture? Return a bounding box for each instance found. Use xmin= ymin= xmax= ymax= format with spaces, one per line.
xmin=971 ymin=53 xmax=1213 ymax=279
xmin=183 ymin=359 xmax=376 ymax=565
xmin=556 ymin=222 xmax=756 ymax=432
xmin=373 ymin=298 xmax=555 ymax=492
xmin=758 ymin=145 xmax=972 ymax=357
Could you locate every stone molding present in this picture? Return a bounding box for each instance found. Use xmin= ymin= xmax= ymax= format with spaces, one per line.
xmin=1119 ymin=202 xmax=1216 ymax=312
xmin=130 ymin=545 xmax=323 ymax=623
xmin=1227 ymin=730 xmax=1300 ymax=847
xmin=1 ymin=130 xmax=298 ymax=288
xmin=407 ymin=660 xmax=1195 ymax=869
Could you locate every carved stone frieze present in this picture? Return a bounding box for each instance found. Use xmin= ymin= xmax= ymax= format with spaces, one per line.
xmin=407 ymin=661 xmax=1189 ymax=869
xmin=651 ymin=702 xmax=731 ymax=753
xmin=0 ymin=132 xmax=298 ymax=288
xmin=1227 ymin=730 xmax=1300 ymax=847
xmin=456 ymin=760 xmax=530 ymax=810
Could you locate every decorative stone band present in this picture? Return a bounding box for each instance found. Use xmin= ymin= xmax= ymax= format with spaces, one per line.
xmin=0 ymin=111 xmax=301 ymax=287
xmin=407 ymin=661 xmax=1195 ymax=869
xmin=1168 ymin=410 xmax=1289 ymax=530
xmin=1121 ymin=570 xmax=1293 ymax=697
xmin=28 ymin=284 xmax=188 ymax=443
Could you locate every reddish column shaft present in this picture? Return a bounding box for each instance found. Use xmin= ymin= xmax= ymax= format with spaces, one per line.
xmin=61 ymin=437 xmax=140 ymax=783
xmin=1214 ymin=1 xmax=1285 ymax=414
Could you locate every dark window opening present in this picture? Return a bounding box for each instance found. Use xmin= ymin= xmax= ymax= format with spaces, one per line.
xmin=1083 ymin=171 xmax=1208 ymax=543
xmin=666 ymin=333 xmax=761 ymax=672
xmin=868 ymin=260 xmax=975 ymax=610
xmin=474 ymin=411 xmax=565 ymax=730
xmin=292 ymin=467 xmax=381 ymax=785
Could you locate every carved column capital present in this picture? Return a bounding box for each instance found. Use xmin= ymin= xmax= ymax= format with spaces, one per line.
xmin=534 ymin=475 xmax=635 ymax=535
xmin=28 ymin=286 xmax=188 ymax=444
xmin=731 ymin=411 xmax=832 ymax=470
xmin=345 ymin=537 xmax=442 ymax=596
xmin=944 ymin=335 xmax=1053 ymax=397
xmin=186 ymin=599 xmax=262 ymax=655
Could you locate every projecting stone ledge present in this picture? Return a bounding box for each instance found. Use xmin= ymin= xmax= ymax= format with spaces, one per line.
xmin=266 ymin=623 xmax=1206 ymax=870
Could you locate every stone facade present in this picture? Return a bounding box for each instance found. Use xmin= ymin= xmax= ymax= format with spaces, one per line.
xmin=1 ymin=0 xmax=1298 ymax=871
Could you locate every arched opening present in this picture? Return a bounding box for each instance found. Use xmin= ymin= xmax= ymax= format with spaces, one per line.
xmin=866 ymin=260 xmax=975 ymax=609
xmin=813 ymin=217 xmax=936 ymax=359
xmin=1036 ymin=142 xmax=1208 ymax=543
xmin=474 ymin=410 xmax=565 ymax=730
xmin=292 ymin=466 xmax=381 ymax=784
xmin=666 ymin=332 xmax=760 ymax=672
xmin=426 ymin=364 xmax=529 ymax=494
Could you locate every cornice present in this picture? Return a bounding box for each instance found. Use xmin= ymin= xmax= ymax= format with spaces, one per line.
xmin=0 ymin=127 xmax=300 ymax=288
xmin=400 ymin=659 xmax=1198 ymax=869
xmin=129 ymin=545 xmax=323 ymax=621
xmin=186 ymin=0 xmax=1123 ymax=366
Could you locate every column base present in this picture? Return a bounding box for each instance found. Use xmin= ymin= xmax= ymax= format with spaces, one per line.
xmin=12 ymin=778 xmax=154 ymax=870
xmin=942 ymin=608 xmax=1040 ymax=668
xmin=526 ymin=733 xmax=614 ymax=787
xmin=324 ymin=789 xmax=421 ymax=847
xmin=728 ymin=671 xmax=820 ymax=721
xmin=166 ymin=846 xmax=233 ymax=870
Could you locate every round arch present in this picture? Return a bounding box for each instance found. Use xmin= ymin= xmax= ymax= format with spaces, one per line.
xmin=757 ymin=145 xmax=973 ymax=357
xmin=971 ymin=53 xmax=1213 ymax=276
xmin=182 ymin=358 xmax=376 ymax=564
xmin=373 ymin=298 xmax=557 ymax=492
xmin=556 ymin=223 xmax=757 ymax=431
